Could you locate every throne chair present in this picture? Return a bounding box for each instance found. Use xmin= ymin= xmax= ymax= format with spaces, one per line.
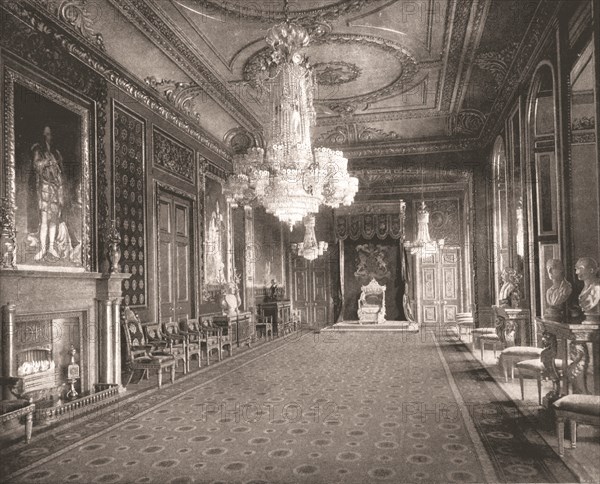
xmin=357 ymin=278 xmax=386 ymax=324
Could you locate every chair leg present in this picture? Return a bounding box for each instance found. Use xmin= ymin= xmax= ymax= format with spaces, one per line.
xmin=503 ymin=361 xmax=508 ymax=383
xmin=537 ymin=374 xmax=542 ymax=406
xmin=511 ymin=364 xmax=515 ymax=381
xmin=557 ymin=418 xmax=565 ymax=456
xmin=570 ymin=420 xmax=577 ymax=449
xmin=170 ymin=364 xmax=175 ymax=384
xmin=519 ymin=374 xmax=525 ymax=400
xmin=480 ymin=343 xmax=484 ymax=361
xmin=493 ymin=346 xmax=497 ymax=359
xmin=25 ymin=412 xmax=33 ymax=444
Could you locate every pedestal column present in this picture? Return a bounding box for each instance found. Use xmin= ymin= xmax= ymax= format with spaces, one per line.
xmin=97 ymin=274 xmax=130 ymax=389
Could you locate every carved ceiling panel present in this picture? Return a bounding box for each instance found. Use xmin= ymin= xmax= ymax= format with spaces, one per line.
xmin=62 ymin=0 xmax=547 ymax=157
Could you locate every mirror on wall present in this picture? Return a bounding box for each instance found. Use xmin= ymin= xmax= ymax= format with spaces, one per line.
xmin=529 ymin=64 xmax=560 ymax=318
xmin=492 ymin=134 xmax=510 ymax=300
xmin=569 ymin=39 xmax=598 ymax=260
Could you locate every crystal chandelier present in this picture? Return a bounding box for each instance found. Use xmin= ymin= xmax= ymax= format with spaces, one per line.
xmin=223 ymin=0 xmax=359 ymax=227
xmin=291 ymin=215 xmax=328 ymax=261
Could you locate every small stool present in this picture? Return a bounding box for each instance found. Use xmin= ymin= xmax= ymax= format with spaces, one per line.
xmin=498 ymin=346 xmax=543 ymax=382
xmin=553 ymin=394 xmax=600 ymax=456
xmin=472 ymin=327 xmax=497 ymax=350
xmin=456 ymin=313 xmax=474 ymax=341
xmin=479 ymin=333 xmax=502 ymax=360
xmin=516 ymin=358 xmax=565 ymax=405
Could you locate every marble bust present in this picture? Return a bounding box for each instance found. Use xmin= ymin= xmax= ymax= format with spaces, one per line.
xmin=499 ymin=268 xmax=521 ymax=308
xmin=545 ymin=259 xmax=572 ymax=320
xmin=576 ymin=257 xmax=600 ymax=324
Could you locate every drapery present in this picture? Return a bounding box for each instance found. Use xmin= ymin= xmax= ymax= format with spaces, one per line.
xmin=335 ymin=202 xmax=407 ymax=321
xmin=334 ymin=201 xmax=405 ymax=240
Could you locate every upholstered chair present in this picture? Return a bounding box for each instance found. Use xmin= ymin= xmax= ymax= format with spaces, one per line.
xmin=553 ymin=394 xmax=600 ymax=455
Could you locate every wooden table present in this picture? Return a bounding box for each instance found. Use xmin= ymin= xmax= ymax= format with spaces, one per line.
xmin=536 ymin=318 xmax=600 ymax=401
xmin=258 ymin=301 xmax=293 ymax=337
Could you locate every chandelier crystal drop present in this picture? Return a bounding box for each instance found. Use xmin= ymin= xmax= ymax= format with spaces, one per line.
xmin=223 ymin=3 xmax=358 ymax=227
xmin=291 ymin=215 xmax=328 ymax=261
xmin=405 ymin=200 xmax=445 ymax=255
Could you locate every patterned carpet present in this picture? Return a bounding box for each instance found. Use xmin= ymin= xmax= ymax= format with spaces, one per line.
xmin=1 ymin=331 xmax=577 ymax=484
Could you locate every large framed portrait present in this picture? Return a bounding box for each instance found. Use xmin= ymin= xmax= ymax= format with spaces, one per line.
xmin=204 ymin=172 xmax=229 ymax=290
xmin=3 ymin=67 xmax=92 ymax=272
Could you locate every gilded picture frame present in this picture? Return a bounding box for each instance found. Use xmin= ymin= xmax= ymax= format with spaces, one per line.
xmin=2 ymin=67 xmax=92 ymax=272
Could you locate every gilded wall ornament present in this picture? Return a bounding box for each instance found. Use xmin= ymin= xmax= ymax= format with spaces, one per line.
xmin=34 ymin=0 xmax=105 ymax=50
xmin=153 ymin=128 xmax=196 ymax=183
xmin=144 ymin=77 xmax=202 ymax=122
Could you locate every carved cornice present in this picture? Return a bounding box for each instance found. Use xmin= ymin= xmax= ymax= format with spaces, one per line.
xmin=144 ymin=77 xmax=202 ymax=122
xmin=2 ymin=1 xmax=233 ymax=163
xmin=479 ymin=0 xmax=561 ymax=146
xmin=340 ymin=138 xmax=479 ymax=159
xmin=316 ymin=105 xmax=449 ymax=126
xmin=315 ymin=124 xmax=399 ymax=146
xmin=33 ymin=0 xmax=106 ymax=50
xmin=110 ymin=0 xmax=262 ymax=132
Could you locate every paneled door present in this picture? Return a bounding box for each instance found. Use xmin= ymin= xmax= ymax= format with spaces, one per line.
xmin=158 ymin=189 xmax=194 ymax=324
xmin=416 ymin=247 xmax=461 ymax=326
xmin=292 ymin=255 xmax=331 ymax=329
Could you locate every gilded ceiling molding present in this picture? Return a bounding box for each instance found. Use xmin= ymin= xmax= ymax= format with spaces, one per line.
xmin=313 ymin=61 xmax=361 ymax=86
xmin=182 ymin=0 xmax=373 ymax=25
xmin=144 ymin=77 xmax=202 ymax=122
xmin=315 ymin=124 xmax=399 ymax=146
xmin=447 ymin=109 xmax=486 ymax=137
xmin=474 ymin=42 xmax=520 ymax=87
xmin=109 ymin=0 xmax=262 ymax=132
xmin=479 ymin=0 xmax=561 ymax=146
xmin=439 ymin=0 xmax=474 ymax=111
xmin=244 ymin=33 xmax=418 ymax=110
xmin=451 ymin=0 xmax=491 ymax=112
xmin=340 ymin=139 xmax=478 ymax=158
xmin=3 ymin=1 xmax=232 ymax=163
xmin=33 ymin=0 xmax=106 ymax=50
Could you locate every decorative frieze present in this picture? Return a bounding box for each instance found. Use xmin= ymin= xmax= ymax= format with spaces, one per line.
xmin=153 ymin=128 xmax=196 ymax=183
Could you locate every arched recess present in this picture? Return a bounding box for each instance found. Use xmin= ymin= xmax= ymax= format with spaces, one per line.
xmin=492 ymin=134 xmax=510 ymax=301
xmin=525 ymin=62 xmax=562 ymax=322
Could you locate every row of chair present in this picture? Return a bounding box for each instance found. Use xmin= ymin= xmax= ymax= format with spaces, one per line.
xmin=121 ymin=308 xmax=286 ymax=389
xmin=121 ymin=309 xmax=232 ymax=388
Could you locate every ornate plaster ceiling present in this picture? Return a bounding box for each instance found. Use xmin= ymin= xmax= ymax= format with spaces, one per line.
xmin=97 ymin=0 xmax=547 ymax=157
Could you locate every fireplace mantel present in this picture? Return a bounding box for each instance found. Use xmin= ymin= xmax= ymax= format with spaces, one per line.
xmin=0 ymin=270 xmax=129 ymax=399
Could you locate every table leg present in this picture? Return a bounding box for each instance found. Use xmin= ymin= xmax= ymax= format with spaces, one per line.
xmin=562 ymin=338 xmax=569 ymax=396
